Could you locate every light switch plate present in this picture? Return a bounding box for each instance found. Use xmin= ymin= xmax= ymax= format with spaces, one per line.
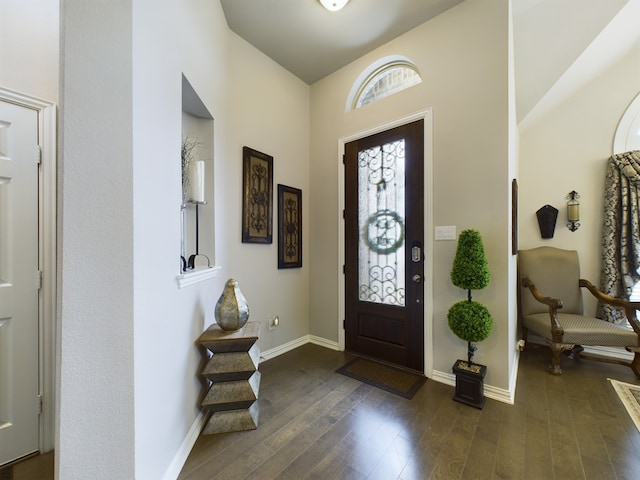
xmin=435 ymin=225 xmax=456 ymax=241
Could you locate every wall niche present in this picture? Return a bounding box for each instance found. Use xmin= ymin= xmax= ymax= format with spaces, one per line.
xmin=178 ymin=74 xmax=218 ymax=287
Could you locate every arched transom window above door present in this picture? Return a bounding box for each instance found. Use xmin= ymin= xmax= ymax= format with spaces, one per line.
xmin=347 ymin=56 xmax=422 ymax=112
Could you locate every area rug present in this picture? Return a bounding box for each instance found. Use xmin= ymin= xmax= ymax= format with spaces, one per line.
xmin=609 ymin=378 xmax=640 ymax=432
xmin=336 ymin=357 xmax=426 ymax=399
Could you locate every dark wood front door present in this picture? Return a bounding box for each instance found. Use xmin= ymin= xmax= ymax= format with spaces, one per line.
xmin=344 ymin=120 xmax=424 ymax=372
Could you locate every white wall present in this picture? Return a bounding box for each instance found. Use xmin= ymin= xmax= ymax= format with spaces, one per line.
xmin=132 ymin=5 xmax=310 ymax=479
xmin=519 ymin=46 xmax=640 ymax=315
xmin=0 ymin=0 xmax=59 ymax=102
xmin=58 ymin=1 xmax=135 ymax=478
xmin=60 ymin=0 xmax=311 ymax=478
xmin=309 ymin=0 xmax=513 ymax=392
xmin=130 ymin=2 xmax=230 ymax=479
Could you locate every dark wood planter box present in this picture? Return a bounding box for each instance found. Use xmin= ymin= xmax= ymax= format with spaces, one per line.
xmin=452 ymin=359 xmax=486 ymax=409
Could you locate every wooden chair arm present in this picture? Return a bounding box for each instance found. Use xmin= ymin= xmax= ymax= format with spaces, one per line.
xmin=579 ymin=279 xmax=638 ymax=307
xmin=580 ymin=279 xmax=640 ymax=337
xmin=522 ymin=278 xmax=563 ymax=309
xmin=522 ymin=277 xmax=565 ymax=341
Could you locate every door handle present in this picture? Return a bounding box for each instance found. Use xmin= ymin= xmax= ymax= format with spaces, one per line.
xmin=412 ymin=274 xmax=422 ymax=283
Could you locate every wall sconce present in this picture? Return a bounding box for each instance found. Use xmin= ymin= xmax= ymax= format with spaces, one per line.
xmin=566 ymin=191 xmax=580 ymax=231
xmin=536 ymin=204 xmax=558 ymax=239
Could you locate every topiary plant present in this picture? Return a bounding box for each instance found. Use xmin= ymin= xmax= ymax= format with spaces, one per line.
xmin=447 ymin=229 xmax=493 ymax=365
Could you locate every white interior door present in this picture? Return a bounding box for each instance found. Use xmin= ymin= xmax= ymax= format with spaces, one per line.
xmin=0 ymin=100 xmax=40 ymax=465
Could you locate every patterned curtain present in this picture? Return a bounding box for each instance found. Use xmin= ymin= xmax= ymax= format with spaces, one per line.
xmin=600 ymin=150 xmax=640 ymax=324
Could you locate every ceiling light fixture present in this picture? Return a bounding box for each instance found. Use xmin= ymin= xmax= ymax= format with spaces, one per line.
xmin=319 ymin=0 xmax=350 ymax=12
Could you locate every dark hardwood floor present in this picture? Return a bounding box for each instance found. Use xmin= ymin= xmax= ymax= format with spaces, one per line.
xmin=0 ymin=451 xmax=53 ymax=480
xmin=179 ymin=344 xmax=640 ymax=480
xmin=5 ymin=344 xmax=640 ymax=479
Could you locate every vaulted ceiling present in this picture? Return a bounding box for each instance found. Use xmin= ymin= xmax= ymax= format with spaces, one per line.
xmin=513 ymin=0 xmax=637 ymax=125
xmin=219 ymin=0 xmax=464 ymax=85
xmin=220 ymin=0 xmax=640 ymax=124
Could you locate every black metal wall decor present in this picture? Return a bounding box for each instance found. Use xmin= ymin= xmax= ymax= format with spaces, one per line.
xmin=242 ymin=146 xmax=273 ymax=244
xmin=536 ymin=204 xmax=558 ymax=239
xmin=186 ymin=203 xmax=211 ymax=269
xmin=277 ymin=184 xmax=302 ymax=268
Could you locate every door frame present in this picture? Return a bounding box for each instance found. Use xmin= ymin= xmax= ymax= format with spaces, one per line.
xmin=0 ymin=87 xmax=57 ymax=453
xmin=337 ymin=109 xmax=434 ymax=376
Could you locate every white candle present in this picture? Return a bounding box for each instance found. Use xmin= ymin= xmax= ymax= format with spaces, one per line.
xmin=188 ymin=161 xmax=205 ymax=203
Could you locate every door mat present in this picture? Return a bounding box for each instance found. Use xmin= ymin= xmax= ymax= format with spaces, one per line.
xmin=609 ymin=378 xmax=640 ymax=433
xmin=336 ymin=357 xmax=426 ymax=399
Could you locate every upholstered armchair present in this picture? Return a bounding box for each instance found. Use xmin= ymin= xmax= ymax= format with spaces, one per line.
xmin=518 ymin=246 xmax=640 ymax=376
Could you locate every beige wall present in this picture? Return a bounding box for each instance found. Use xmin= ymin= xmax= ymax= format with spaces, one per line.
xmin=0 ymin=0 xmax=59 ymax=102
xmin=309 ymin=0 xmax=514 ymax=391
xmin=225 ymin=31 xmax=311 ymax=351
xmin=61 ymin=0 xmax=311 ymax=478
xmin=10 ymin=0 xmax=636 ymax=476
xmin=519 ymin=46 xmax=640 ymax=315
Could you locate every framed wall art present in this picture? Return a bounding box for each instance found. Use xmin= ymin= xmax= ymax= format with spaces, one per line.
xmin=278 ymin=184 xmax=302 ymax=268
xmin=242 ymin=146 xmax=273 ymax=244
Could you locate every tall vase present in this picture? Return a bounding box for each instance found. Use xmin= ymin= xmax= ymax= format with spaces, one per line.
xmin=214 ymin=278 xmax=250 ymax=331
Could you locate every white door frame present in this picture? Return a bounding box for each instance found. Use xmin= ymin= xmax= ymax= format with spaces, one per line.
xmin=337 ymin=109 xmax=434 ymax=377
xmin=0 ymin=87 xmax=57 ymax=452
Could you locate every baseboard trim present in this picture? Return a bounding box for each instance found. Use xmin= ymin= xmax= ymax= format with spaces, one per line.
xmin=582 ymin=345 xmax=634 ymax=361
xmin=260 ymin=336 xmax=311 ymax=362
xmin=430 ymin=369 xmax=455 ymax=388
xmin=260 ymin=335 xmax=517 ymax=405
xmin=163 ymin=411 xmax=208 ymax=480
xmin=307 ymin=335 xmax=340 ymax=351
xmin=260 ymin=335 xmax=340 ymax=362
xmin=484 ymin=381 xmax=514 ymax=405
xmin=508 ymin=349 xmax=520 ymax=404
xmin=431 ymin=368 xmax=514 ymax=405
xmin=525 ymin=334 xmax=634 ymax=361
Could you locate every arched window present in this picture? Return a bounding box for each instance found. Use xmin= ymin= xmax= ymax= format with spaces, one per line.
xmin=613 ymin=91 xmax=640 ymax=154
xmin=616 ymin=96 xmax=640 ymax=328
xmin=347 ymin=57 xmax=422 ymax=111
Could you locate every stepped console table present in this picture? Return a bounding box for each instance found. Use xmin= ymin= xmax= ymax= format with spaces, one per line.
xmin=197 ymin=321 xmax=260 ymax=434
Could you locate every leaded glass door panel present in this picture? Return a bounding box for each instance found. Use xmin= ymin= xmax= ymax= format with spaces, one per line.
xmin=344 ymin=120 xmax=424 ymax=372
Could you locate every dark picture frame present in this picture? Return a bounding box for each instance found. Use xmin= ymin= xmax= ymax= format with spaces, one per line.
xmin=242 ymin=146 xmax=273 ymax=244
xmin=278 ymin=184 xmax=302 ymax=268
